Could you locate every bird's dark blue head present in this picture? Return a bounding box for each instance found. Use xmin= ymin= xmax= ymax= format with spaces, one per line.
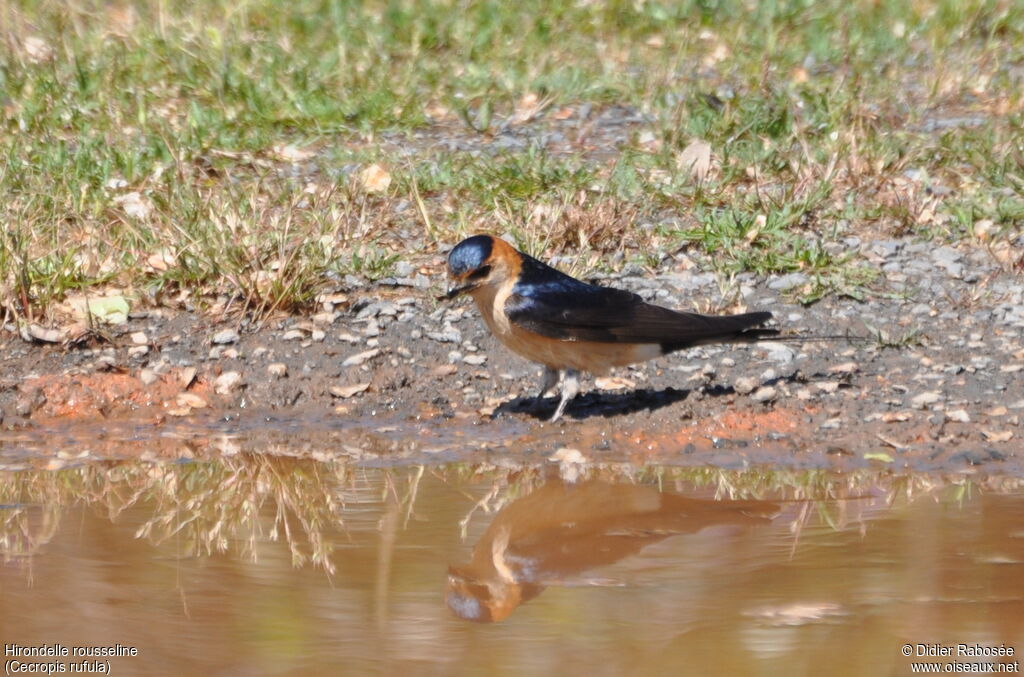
xmin=447 ymin=235 xmax=493 ymax=278
xmin=442 ymin=235 xmax=497 ymax=299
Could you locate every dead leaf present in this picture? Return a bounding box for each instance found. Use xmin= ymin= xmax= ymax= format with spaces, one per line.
xmin=179 ymin=367 xmax=198 ymax=389
xmin=146 ymin=250 xmax=175 ymax=272
xmin=973 ymin=219 xmax=995 ymax=241
xmin=876 ymin=434 xmax=910 ymax=451
xmin=510 ymin=93 xmax=549 ymax=124
xmin=113 ymin=191 xmax=153 ymax=219
xmin=64 ymin=323 xmax=107 ymax=346
xmin=317 ymin=292 xmax=349 ymax=309
xmin=595 ymin=376 xmax=636 ymax=391
xmin=176 ymin=393 xmax=208 ymax=409
xmin=272 ymin=143 xmax=315 ymax=162
xmin=66 ymin=294 xmax=131 ymax=324
xmin=330 ymin=382 xmax=370 ymax=398
xmin=746 ymin=214 xmax=767 ymax=243
xmin=359 ymin=164 xmax=391 ymax=194
xmin=982 ymin=430 xmax=1014 ymax=442
xmin=432 ymin=364 xmax=458 ymax=377
xmin=22 ymin=36 xmax=53 ymax=63
xmin=22 ymin=324 xmax=64 ymax=343
xmin=424 ymin=101 xmax=452 ymax=120
xmin=342 ymin=348 xmax=381 ymax=367
xmin=676 ymin=139 xmax=712 ymax=182
xmin=915 ymin=196 xmax=939 ymax=226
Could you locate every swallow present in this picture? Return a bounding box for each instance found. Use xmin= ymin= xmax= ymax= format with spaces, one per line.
xmin=443 ymin=234 xmax=779 ymax=422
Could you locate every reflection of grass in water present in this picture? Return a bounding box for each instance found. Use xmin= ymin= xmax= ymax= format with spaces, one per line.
xmin=3 ymin=459 xmax=1023 ymax=571
xmin=0 ymin=455 xmax=356 ymax=574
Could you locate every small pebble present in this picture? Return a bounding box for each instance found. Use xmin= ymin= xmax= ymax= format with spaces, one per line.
xmin=312 ymin=312 xmax=337 ymax=325
xmin=911 ymin=391 xmax=942 ymax=408
xmin=734 ymin=377 xmax=758 ymax=395
xmin=946 ymin=409 xmax=970 ymax=423
xmin=214 ymin=371 xmax=244 ymax=395
xmin=211 ymin=329 xmax=239 ymax=344
xmin=828 ymin=362 xmax=859 ymax=375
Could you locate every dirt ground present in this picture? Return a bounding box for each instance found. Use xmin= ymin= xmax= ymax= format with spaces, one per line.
xmin=2 ymin=237 xmax=1022 ymax=474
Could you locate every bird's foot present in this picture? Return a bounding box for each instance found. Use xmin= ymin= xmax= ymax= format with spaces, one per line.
xmin=548 ymin=369 xmax=580 ymax=422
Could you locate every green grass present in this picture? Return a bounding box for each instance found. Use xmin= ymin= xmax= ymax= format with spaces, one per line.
xmin=1 ymin=0 xmax=1021 ymax=322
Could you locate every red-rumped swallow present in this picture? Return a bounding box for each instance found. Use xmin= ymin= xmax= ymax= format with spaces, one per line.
xmin=443 ymin=234 xmax=778 ymax=421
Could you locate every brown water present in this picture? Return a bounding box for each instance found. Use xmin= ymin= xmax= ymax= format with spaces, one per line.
xmin=2 ymin=455 xmax=1023 ymax=676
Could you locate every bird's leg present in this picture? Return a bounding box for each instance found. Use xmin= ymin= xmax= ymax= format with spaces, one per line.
xmin=529 ymin=366 xmax=560 ymax=415
xmin=549 ymin=369 xmax=580 ymax=422
xmin=537 ymin=366 xmax=560 ymax=398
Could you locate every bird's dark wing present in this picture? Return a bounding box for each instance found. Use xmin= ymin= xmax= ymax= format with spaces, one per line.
xmin=505 ymin=258 xmax=775 ymax=350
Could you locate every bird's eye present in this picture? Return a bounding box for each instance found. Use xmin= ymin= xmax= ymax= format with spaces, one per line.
xmin=468 ymin=265 xmax=491 ymax=281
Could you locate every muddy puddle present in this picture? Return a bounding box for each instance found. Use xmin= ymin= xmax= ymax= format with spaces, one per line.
xmin=2 ymin=440 xmax=1024 ymax=676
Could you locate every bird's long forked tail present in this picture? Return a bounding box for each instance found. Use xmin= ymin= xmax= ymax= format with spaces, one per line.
xmin=660 ymin=310 xmax=777 ymax=353
xmin=662 ymin=309 xmax=873 ymax=354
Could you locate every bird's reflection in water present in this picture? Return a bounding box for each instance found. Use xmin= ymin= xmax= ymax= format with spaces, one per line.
xmin=446 ymin=479 xmax=778 ymax=622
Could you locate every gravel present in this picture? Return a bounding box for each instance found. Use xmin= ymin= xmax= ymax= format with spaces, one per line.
xmin=2 ymin=221 xmax=1023 ymax=470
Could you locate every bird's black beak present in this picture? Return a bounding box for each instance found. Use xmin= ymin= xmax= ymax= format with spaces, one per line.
xmin=438 ymin=282 xmax=475 ymax=301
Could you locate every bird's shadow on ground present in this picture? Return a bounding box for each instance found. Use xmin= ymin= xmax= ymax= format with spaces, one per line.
xmin=494 ymin=385 xmax=736 ymax=421
xmin=491 ymin=372 xmax=827 ymax=421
